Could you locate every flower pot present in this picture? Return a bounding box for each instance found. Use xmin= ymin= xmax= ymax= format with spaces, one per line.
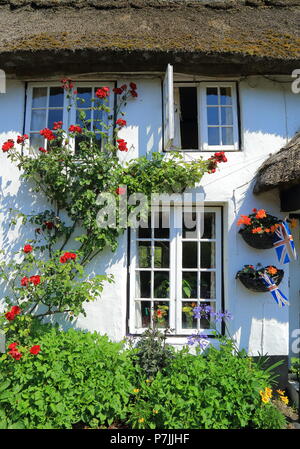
xmin=239 ymin=229 xmax=275 ymax=249
xmin=236 ymin=269 xmax=284 ymax=292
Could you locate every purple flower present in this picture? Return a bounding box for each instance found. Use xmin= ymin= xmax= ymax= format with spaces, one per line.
xmin=187 ymin=332 xmax=210 ymax=350
xmin=212 ymin=310 xmax=233 ymax=322
xmin=193 ymin=304 xmax=212 ymax=319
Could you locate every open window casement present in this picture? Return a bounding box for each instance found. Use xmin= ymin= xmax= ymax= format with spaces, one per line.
xmin=163 ymin=64 xmax=175 ymax=151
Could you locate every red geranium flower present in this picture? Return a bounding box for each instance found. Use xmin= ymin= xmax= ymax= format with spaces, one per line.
xmin=61 ymin=78 xmax=74 ymax=90
xmin=53 ymin=121 xmax=63 ymax=130
xmin=40 ymin=128 xmax=56 ymax=141
xmin=129 ymin=82 xmax=137 ymax=90
xmin=17 ymin=134 xmax=28 ymax=145
xmin=116 ymin=187 xmax=126 ymax=195
xmin=44 ymin=221 xmax=54 ymax=230
xmin=29 ymin=275 xmax=41 ymax=286
xmin=120 ymin=84 xmax=127 ymax=91
xmin=5 ymin=311 xmax=15 ymax=321
xmin=69 ymin=125 xmax=82 ymax=134
xmin=23 ymin=244 xmax=33 ymax=254
xmin=116 ymin=119 xmax=127 ymax=127
xmin=117 ymin=139 xmax=128 ymax=152
xmin=30 ymin=345 xmax=41 ymax=355
xmin=130 ymin=90 xmax=138 ymax=98
xmin=9 ymin=349 xmax=22 ymax=360
xmin=59 ymin=252 xmax=77 ymax=263
xmin=8 ymin=342 xmax=18 ymax=350
xmin=2 ymin=139 xmax=14 ymax=152
xmin=39 ymin=147 xmax=47 ymax=153
xmin=113 ymin=87 xmax=123 ymax=95
xmin=21 ymin=276 xmax=29 ymax=287
xmin=11 ymin=306 xmax=21 ymax=316
xmin=96 ymin=87 xmax=110 ymax=99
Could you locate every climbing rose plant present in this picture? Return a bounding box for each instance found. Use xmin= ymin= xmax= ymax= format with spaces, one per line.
xmin=0 ymin=79 xmax=227 ymax=347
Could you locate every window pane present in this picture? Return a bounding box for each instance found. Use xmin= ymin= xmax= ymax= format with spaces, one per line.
xmin=154 ymin=301 xmax=169 ymax=328
xmin=48 ymin=109 xmax=63 ymax=129
xmin=199 ymin=301 xmax=216 ymax=329
xmin=200 ymin=242 xmax=215 ymax=269
xmin=154 ymin=271 xmax=169 ymax=298
xmin=154 ymin=242 xmax=169 ymax=268
xmin=49 ymin=87 xmax=64 ymax=107
xmin=207 ymin=107 xmax=219 ymax=126
xmin=182 ymin=242 xmax=197 ymax=268
xmin=76 ymin=88 xmax=92 ymax=108
xmin=178 ymin=87 xmax=198 ymax=149
xmin=206 ymin=87 xmax=218 ymax=105
xmin=32 ymin=87 xmax=47 ymax=108
xmin=220 ymin=87 xmax=232 ymax=105
xmin=221 ymin=107 xmax=233 ymax=125
xmin=182 ymin=272 xmax=197 ymax=299
xmin=182 ymin=301 xmax=197 ymax=329
xmin=208 ymin=127 xmax=220 ymax=146
xmin=136 ymin=271 xmax=151 ymax=298
xmin=200 ymin=272 xmax=216 ymax=299
xmin=154 ymin=210 xmax=169 ymax=239
xmin=138 ymin=215 xmax=151 ymax=239
xmin=135 ymin=301 xmax=151 ymax=328
xmin=31 ymin=109 xmax=46 ymax=131
xmin=137 ymin=242 xmax=151 ymax=268
xmin=202 ymin=212 xmax=215 ymax=239
xmin=222 ymin=127 xmax=234 ymax=146
xmin=182 ymin=211 xmax=197 ymax=238
xmin=30 ymin=133 xmax=44 ymax=150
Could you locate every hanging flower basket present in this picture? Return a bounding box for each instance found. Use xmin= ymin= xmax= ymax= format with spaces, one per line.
xmin=236 ymin=265 xmax=284 ymax=292
xmin=237 ymin=209 xmax=282 ymax=250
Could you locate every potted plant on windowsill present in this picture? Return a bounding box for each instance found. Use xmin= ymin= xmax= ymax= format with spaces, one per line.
xmin=237 ymin=209 xmax=282 ymax=249
xmin=236 ymin=264 xmax=284 ymax=292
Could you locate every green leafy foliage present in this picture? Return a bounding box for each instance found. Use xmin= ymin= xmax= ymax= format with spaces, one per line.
xmin=128 ymin=340 xmax=286 ymax=429
xmin=0 ymin=327 xmax=136 ymax=429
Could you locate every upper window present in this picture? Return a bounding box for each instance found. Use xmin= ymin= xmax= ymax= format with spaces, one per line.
xmin=163 ymin=64 xmax=240 ymax=151
xmin=25 ymin=82 xmax=114 ymax=152
xmin=129 ymin=206 xmax=222 ymax=335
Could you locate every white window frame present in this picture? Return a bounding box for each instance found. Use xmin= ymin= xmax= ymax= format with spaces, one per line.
xmin=25 ymin=81 xmax=115 ymax=153
xmin=163 ymin=64 xmax=240 ymax=152
xmin=129 ymin=206 xmax=223 ymax=336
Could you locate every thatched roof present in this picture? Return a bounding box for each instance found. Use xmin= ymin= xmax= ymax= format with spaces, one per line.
xmin=0 ymin=0 xmax=299 ymax=77
xmin=254 ymin=132 xmax=300 ymax=194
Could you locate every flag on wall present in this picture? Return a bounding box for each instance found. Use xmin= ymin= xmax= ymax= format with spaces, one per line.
xmin=260 ymin=272 xmax=289 ymax=308
xmin=273 ymin=221 xmax=297 ymax=264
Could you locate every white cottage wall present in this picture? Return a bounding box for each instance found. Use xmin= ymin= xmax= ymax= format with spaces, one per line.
xmin=0 ymin=76 xmax=299 ymax=359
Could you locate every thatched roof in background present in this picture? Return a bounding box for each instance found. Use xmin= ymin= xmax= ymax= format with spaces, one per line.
xmin=254 ymin=132 xmax=300 ymax=194
xmin=0 ymin=0 xmax=299 ymax=77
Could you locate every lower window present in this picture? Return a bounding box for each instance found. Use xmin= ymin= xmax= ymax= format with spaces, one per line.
xmin=129 ymin=206 xmax=222 ymax=335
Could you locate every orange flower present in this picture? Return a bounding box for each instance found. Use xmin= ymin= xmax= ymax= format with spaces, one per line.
xmin=255 ymin=209 xmax=267 ymax=219
xmin=237 ymin=215 xmax=252 ymax=226
xmin=290 ymin=218 xmax=298 ymax=229
xmin=264 ymin=228 xmax=270 ymax=233
xmin=252 ymin=227 xmax=263 ymax=234
xmin=267 ymin=266 xmax=278 ymax=276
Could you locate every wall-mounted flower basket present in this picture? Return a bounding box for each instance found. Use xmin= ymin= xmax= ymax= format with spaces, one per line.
xmin=236 ymin=265 xmax=284 ymax=292
xmin=239 ymin=229 xmax=275 ymax=249
xmin=237 ymin=209 xmax=282 ymax=250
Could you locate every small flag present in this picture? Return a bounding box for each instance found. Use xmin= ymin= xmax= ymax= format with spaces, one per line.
xmin=273 ymin=221 xmax=297 ymax=264
xmin=260 ymin=272 xmax=289 ymax=308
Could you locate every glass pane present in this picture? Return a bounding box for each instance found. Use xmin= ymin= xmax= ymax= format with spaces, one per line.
xmin=221 ymin=107 xmax=233 ymax=125
xmin=136 ymin=271 xmax=151 ymax=298
xmin=93 ymin=109 xmax=104 ymax=131
xmin=76 ymin=109 xmax=91 ymax=129
xmin=200 ymin=242 xmax=215 ymax=269
xmin=199 ymin=301 xmax=216 ymax=329
xmin=182 ymin=211 xmax=197 ymax=238
xmin=30 ymin=133 xmax=44 ymax=150
xmin=138 ymin=215 xmax=151 ymax=239
xmin=137 ymin=242 xmax=151 ymax=268
xmin=154 ymin=210 xmax=169 ymax=239
xmin=202 ymin=212 xmax=215 ymax=239
xmin=182 ymin=242 xmax=197 ymax=268
xmin=31 ymin=109 xmax=46 ymax=131
xmin=32 ymin=87 xmax=47 ymax=108
xmin=49 ymin=87 xmax=64 ymax=107
xmin=220 ymin=87 xmax=232 ymax=105
xmin=48 ymin=109 xmax=63 ymax=129
xmin=207 ymin=107 xmax=219 ymax=126
xmin=182 ymin=272 xmax=197 ymax=299
xmin=182 ymin=301 xmax=197 ymax=329
xmin=222 ymin=127 xmax=234 ymax=146
xmin=154 ymin=301 xmax=169 ymax=328
xmin=76 ymin=87 xmax=92 ymax=108
xmin=154 ymin=242 xmax=169 ymax=268
xmin=94 ymin=133 xmax=102 ymax=150
xmin=200 ymin=272 xmax=216 ymax=299
xmin=206 ymin=87 xmax=219 ymax=105
xmin=135 ymin=301 xmax=151 ymax=328
xmin=153 ymin=271 xmax=169 ymax=298
xmin=208 ymin=127 xmax=220 ymax=146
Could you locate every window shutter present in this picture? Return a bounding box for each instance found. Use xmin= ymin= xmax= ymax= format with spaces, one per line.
xmin=163 ymin=64 xmax=174 ymax=150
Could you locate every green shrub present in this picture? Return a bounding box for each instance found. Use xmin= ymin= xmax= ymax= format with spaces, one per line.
xmin=128 ymin=341 xmax=286 ymax=429
xmin=0 ymin=327 xmax=136 ymax=429
xmin=251 ymin=402 xmax=286 ymax=429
